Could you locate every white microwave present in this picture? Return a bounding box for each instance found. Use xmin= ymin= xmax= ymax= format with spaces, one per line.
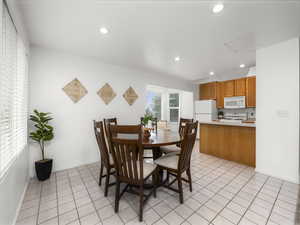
xmin=224 ymin=96 xmax=246 ymax=109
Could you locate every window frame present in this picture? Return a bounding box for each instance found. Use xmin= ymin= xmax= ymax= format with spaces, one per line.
xmin=167 ymin=92 xmax=181 ymax=123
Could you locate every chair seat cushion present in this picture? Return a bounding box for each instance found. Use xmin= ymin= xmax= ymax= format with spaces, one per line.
xmin=160 ymin=145 xmax=181 ymax=154
xmin=154 ymin=154 xmax=179 ymax=170
xmin=141 ymin=162 xmax=157 ymax=179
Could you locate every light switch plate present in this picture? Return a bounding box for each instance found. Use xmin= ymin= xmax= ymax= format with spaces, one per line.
xmin=276 ymin=110 xmax=289 ymax=118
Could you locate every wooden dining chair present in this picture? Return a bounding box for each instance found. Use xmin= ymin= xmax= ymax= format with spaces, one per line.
xmin=103 ymin=117 xmax=117 ymax=138
xmin=154 ymin=121 xmax=198 ymax=204
xmin=93 ymin=120 xmax=115 ymax=197
xmin=161 ymin=118 xmax=194 ymax=155
xmin=108 ymin=124 xmax=157 ymax=222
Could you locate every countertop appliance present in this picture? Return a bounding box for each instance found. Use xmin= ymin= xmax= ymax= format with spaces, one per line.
xmin=194 ymin=100 xmax=217 ymax=139
xmin=224 ymin=96 xmax=246 ymax=109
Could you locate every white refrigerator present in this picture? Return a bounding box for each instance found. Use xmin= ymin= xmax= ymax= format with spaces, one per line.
xmin=194 ymin=100 xmax=217 ymax=139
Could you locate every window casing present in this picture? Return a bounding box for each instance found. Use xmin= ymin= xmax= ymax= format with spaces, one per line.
xmin=168 ymin=93 xmax=180 ymax=123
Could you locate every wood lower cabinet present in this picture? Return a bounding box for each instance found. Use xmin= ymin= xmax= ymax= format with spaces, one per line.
xmin=200 ymin=124 xmax=256 ymax=167
xmin=246 ymin=76 xmax=256 ymax=107
xmin=199 ymin=82 xmax=217 ymax=100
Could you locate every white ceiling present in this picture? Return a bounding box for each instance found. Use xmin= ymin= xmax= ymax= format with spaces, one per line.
xmin=18 ymin=0 xmax=300 ymax=80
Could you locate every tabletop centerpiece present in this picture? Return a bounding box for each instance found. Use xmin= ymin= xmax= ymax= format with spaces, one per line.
xmin=141 ymin=112 xmax=154 ymax=141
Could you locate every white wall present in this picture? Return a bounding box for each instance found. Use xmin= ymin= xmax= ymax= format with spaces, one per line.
xmin=256 ymin=38 xmax=299 ymax=183
xmin=0 ymin=1 xmax=30 ymax=225
xmin=29 ymin=46 xmax=193 ymax=177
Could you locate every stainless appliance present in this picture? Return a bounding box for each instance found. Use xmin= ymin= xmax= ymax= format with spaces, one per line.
xmin=224 ymin=96 xmax=246 ymax=109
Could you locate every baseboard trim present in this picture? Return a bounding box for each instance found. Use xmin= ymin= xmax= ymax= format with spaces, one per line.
xmin=255 ymin=167 xmax=299 ymax=184
xmin=12 ymin=179 xmax=29 ymax=225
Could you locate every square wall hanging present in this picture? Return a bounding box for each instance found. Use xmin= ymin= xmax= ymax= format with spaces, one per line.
xmin=123 ymin=86 xmax=138 ymax=106
xmin=97 ymin=83 xmax=116 ymax=105
xmin=62 ymin=78 xmax=88 ymax=103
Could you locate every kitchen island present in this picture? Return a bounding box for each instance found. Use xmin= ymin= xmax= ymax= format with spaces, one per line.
xmin=199 ymin=121 xmax=256 ymax=167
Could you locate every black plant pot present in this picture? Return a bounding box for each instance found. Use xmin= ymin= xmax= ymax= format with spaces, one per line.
xmin=35 ymin=159 xmax=53 ymax=181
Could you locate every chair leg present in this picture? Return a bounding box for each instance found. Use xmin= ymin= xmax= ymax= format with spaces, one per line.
xmin=99 ymin=163 xmax=104 ymax=186
xmin=139 ymin=185 xmax=144 ymax=222
xmin=166 ymin=171 xmax=170 ymax=184
xmin=177 ymin=174 xmax=183 ymax=204
xmin=115 ymin=180 xmax=120 ymax=213
xmin=104 ymin=167 xmax=110 ymax=197
xmin=152 ymin=170 xmax=157 ymax=198
xmin=187 ymin=167 xmax=192 ymax=192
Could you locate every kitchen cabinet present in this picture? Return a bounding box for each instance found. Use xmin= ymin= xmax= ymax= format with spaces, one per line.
xmin=199 ymin=82 xmax=217 ymax=100
xmin=246 ymin=76 xmax=256 ymax=107
xmin=223 ymin=80 xmax=235 ymax=97
xmin=200 ymin=123 xmax=256 ymax=167
xmin=235 ymin=78 xmax=246 ymax=96
xmin=216 ymin=82 xmax=224 ymax=108
xmin=200 ymin=76 xmax=256 ymax=108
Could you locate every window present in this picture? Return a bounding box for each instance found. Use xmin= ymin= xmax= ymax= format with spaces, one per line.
xmin=168 ymin=93 xmax=179 ymax=122
xmin=0 ymin=2 xmax=28 ymax=179
xmin=145 ymin=90 xmax=162 ymax=120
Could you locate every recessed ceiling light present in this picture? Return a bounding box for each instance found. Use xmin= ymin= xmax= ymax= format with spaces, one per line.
xmin=174 ymin=56 xmax=180 ymax=62
xmin=209 ymin=71 xmax=215 ymax=76
xmin=100 ymin=27 xmax=109 ymax=34
xmin=240 ymin=64 xmax=246 ymax=68
xmin=212 ymin=3 xmax=224 ymax=14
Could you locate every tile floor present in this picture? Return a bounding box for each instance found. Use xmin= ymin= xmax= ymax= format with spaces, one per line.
xmin=16 ymin=142 xmax=300 ymax=225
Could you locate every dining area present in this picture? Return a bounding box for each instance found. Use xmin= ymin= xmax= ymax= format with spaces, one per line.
xmin=93 ymin=117 xmax=197 ymax=222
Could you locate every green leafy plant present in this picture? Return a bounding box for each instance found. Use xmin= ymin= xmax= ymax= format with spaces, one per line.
xmin=142 ymin=111 xmax=154 ymax=126
xmin=29 ymin=110 xmax=54 ymax=161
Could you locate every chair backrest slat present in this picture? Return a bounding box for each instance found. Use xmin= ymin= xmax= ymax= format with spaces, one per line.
xmin=178 ymin=121 xmax=198 ymax=172
xmin=93 ymin=120 xmax=110 ymax=168
xmin=109 ymin=124 xmax=144 ymax=184
xmin=178 ymin=118 xmax=194 ymax=136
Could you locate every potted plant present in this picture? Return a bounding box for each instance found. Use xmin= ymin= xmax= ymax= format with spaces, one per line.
xmin=141 ymin=112 xmax=154 ymax=141
xmin=29 ymin=110 xmax=54 ymax=181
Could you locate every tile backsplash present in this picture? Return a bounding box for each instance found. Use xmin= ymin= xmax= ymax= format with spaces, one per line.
xmin=218 ymin=108 xmax=256 ymax=120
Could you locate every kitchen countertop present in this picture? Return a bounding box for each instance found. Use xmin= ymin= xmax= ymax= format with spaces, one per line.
xmin=199 ymin=120 xmax=256 ymax=128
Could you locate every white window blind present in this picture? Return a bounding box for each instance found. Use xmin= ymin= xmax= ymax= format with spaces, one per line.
xmin=0 ymin=2 xmax=28 ymax=179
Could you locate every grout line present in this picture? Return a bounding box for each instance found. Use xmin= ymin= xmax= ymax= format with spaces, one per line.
xmin=67 ymin=170 xmax=82 ymax=225
xmin=265 ymin=181 xmax=283 ymax=225
xmin=236 ymin=176 xmax=271 ymax=225
xmin=79 ymin=165 xmax=105 ymax=224
xmin=196 ymin=164 xmax=255 ymax=224
xmin=183 ymin=160 xmax=249 ymax=224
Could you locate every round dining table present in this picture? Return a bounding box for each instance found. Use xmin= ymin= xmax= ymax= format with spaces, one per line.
xmin=116 ymin=130 xmax=182 ymax=159
xmin=143 ymin=130 xmax=182 ymax=159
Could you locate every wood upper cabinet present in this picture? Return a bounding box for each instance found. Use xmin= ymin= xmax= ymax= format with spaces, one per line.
xmin=223 ymin=80 xmax=235 ymax=97
xmin=246 ymin=76 xmax=256 ymax=107
xmin=199 ymin=82 xmax=217 ymax=100
xmin=216 ymin=82 xmax=224 ymax=108
xmin=235 ymin=78 xmax=246 ymax=96
xmin=200 ymin=76 xmax=256 ymax=108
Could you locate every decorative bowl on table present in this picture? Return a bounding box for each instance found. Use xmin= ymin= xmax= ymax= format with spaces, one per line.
xmin=143 ymin=127 xmax=153 ymax=141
